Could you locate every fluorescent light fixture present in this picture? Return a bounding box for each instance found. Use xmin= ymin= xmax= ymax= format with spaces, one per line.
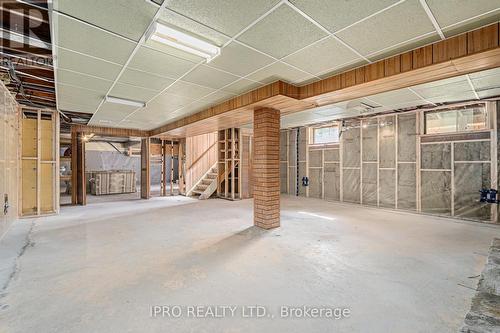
xmin=148 ymin=22 xmax=220 ymax=62
xmin=105 ymin=96 xmax=146 ymax=108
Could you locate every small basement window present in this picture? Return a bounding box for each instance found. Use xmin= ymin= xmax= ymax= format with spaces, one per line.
xmin=424 ymin=106 xmax=488 ymax=134
xmin=312 ymin=125 xmax=339 ymax=144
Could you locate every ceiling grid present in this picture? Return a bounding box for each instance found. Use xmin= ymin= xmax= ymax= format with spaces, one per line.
xmin=49 ymin=0 xmax=500 ymax=130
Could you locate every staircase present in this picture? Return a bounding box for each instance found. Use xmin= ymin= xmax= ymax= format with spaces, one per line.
xmin=190 ymin=166 xmax=218 ymax=200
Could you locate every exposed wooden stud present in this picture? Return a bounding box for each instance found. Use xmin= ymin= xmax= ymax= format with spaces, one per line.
xmin=140 ymin=138 xmax=150 ymax=199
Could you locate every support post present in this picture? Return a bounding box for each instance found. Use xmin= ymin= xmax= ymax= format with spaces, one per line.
xmin=178 ymin=139 xmax=185 ymax=195
xmin=161 ymin=140 xmax=166 ymax=196
xmin=253 ymin=108 xmax=280 ymax=229
xmin=72 ymin=132 xmax=86 ymax=205
xmin=141 ymin=138 xmax=150 ymax=199
xmin=170 ymin=140 xmax=174 ymax=196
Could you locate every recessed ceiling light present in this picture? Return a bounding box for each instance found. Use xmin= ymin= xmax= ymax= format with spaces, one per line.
xmin=105 ymin=96 xmax=146 ymax=108
xmin=147 ymin=22 xmax=220 ymax=62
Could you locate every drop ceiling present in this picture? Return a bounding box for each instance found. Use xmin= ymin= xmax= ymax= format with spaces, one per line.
xmin=50 ymin=0 xmax=500 ymax=130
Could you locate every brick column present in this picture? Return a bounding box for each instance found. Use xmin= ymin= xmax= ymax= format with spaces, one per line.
xmin=253 ymin=108 xmax=280 ymax=229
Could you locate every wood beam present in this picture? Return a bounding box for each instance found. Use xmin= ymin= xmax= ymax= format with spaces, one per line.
xmin=71 ymin=124 xmax=148 ymax=138
xmin=149 ymin=22 xmax=500 ymax=138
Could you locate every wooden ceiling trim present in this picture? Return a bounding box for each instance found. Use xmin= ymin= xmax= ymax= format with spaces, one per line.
xmin=71 ymin=124 xmax=148 ymax=138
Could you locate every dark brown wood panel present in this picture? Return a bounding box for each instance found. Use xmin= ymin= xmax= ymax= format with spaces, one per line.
xmin=467 ymin=24 xmax=499 ymax=54
xmin=433 ymin=34 xmax=467 ymax=63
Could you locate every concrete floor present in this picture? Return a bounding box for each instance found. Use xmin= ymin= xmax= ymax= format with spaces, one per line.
xmin=0 ymin=196 xmax=499 ymax=333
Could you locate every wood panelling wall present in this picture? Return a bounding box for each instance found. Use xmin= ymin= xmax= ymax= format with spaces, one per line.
xmin=185 ymin=132 xmax=218 ymax=193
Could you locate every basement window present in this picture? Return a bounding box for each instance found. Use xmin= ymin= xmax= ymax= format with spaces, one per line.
xmin=312 ymin=125 xmax=340 ymax=144
xmin=424 ymin=106 xmax=488 ymax=134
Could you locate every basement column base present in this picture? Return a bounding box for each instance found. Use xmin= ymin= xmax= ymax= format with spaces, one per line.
xmin=253 ymin=108 xmax=280 ymax=229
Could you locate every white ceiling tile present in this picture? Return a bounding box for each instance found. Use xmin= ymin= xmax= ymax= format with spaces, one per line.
xmin=246 ymin=62 xmax=314 ymax=84
xmin=146 ymin=91 xmax=197 ymax=114
xmin=164 ymin=81 xmax=216 ymax=100
xmin=53 ymin=0 xmax=157 ymax=41
xmin=92 ymin=101 xmax=137 ymax=122
xmin=469 ymin=67 xmax=500 ymax=79
xmin=109 ymin=83 xmax=158 ymax=102
xmin=165 ymin=0 xmax=282 ymax=36
xmin=58 ymin=101 xmax=97 ymax=114
xmin=118 ymin=69 xmax=175 ymax=91
xmin=472 ymin=76 xmax=500 ymax=91
xmin=368 ymin=88 xmax=423 ymax=105
xmin=426 ymin=91 xmax=478 ymax=103
xmin=426 ymin=0 xmax=500 ymax=29
xmin=442 ymin=15 xmax=500 ymax=38
xmin=237 ymin=4 xmax=328 ymax=59
xmin=201 ymin=91 xmax=237 ymax=105
xmin=221 ymin=79 xmax=263 ymax=95
xmin=57 ymin=69 xmax=113 ymax=93
xmin=290 ymin=0 xmax=400 ymax=32
xmin=283 ymin=37 xmax=362 ymax=75
xmin=366 ymin=33 xmax=440 ymax=61
xmin=182 ymin=65 xmax=239 ymax=89
xmin=54 ymin=13 xmax=136 ymax=64
xmin=335 ymin=0 xmax=435 ymax=56
xmin=159 ymin=8 xmax=230 ymax=47
xmin=57 ymin=84 xmax=103 ymax=108
xmin=411 ymin=76 xmax=472 ymax=99
xmin=128 ymin=46 xmax=196 ymax=79
xmin=56 ymin=47 xmax=122 ymax=81
xmin=478 ymin=87 xmax=500 ymax=99
xmin=208 ymin=42 xmax=274 ymax=76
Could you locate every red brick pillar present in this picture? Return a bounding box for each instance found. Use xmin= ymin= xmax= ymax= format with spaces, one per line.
xmin=253 ymin=107 xmax=280 ymax=229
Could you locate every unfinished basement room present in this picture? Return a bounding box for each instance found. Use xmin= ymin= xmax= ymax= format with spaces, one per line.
xmin=1 ymin=1 xmax=500 ymax=332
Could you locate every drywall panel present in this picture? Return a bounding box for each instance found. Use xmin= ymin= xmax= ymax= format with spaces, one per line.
xmin=454 ymin=163 xmax=491 ymax=220
xmin=309 ymin=149 xmax=322 ymax=167
xmin=379 ymin=115 xmax=395 ymax=168
xmin=362 ymin=162 xmax=377 ymax=205
xmin=324 ymin=163 xmax=340 ymax=201
xmin=308 ymin=168 xmax=322 ymax=198
xmin=421 ymin=170 xmax=451 ymax=215
xmin=22 ymin=159 xmax=37 ymax=215
xmin=362 ymin=120 xmax=377 ymax=162
xmin=342 ymin=124 xmax=360 ymax=167
xmin=454 ymin=141 xmax=490 ymax=161
xmin=343 ymin=168 xmax=360 ymax=203
xmin=421 ymin=143 xmax=451 ymax=169
xmin=324 ymin=148 xmax=339 ymax=162
xmin=397 ymin=163 xmax=417 ymax=210
xmin=398 ymin=113 xmax=417 ymax=162
xmin=379 ymin=169 xmax=395 ymax=208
